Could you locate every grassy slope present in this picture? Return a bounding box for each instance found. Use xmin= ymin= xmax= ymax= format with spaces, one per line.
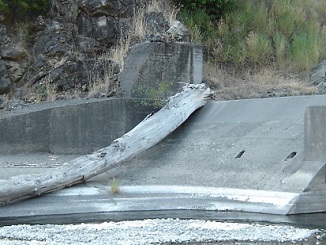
xmin=181 ymin=0 xmax=326 ymax=100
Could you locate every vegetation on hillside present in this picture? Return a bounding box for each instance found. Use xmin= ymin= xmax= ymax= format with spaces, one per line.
xmin=173 ymin=0 xmax=236 ymax=21
xmin=1 ymin=0 xmax=324 ymax=104
xmin=0 ymin=0 xmax=51 ymax=13
xmin=176 ymin=0 xmax=326 ymax=73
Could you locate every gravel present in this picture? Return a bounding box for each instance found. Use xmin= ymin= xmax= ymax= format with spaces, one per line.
xmin=0 ymin=219 xmax=322 ymax=245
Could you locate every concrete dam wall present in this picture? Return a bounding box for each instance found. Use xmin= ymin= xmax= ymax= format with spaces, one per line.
xmin=1 ymin=95 xmax=326 ymax=215
xmin=0 ymin=98 xmax=154 ymax=155
xmin=1 ymin=40 xmax=326 ymax=216
xmin=0 ymin=42 xmax=203 ymax=155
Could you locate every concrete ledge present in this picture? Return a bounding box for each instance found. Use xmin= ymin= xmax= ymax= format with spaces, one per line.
xmin=0 ymin=98 xmax=154 ymax=154
xmin=0 ymin=184 xmax=299 ymax=218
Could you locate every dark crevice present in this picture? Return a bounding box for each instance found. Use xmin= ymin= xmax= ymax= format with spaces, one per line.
xmin=284 ymin=151 xmax=297 ymax=161
xmin=235 ymin=150 xmax=245 ymax=159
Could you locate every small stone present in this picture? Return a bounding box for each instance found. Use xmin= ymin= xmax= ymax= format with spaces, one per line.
xmin=166 ymin=21 xmax=191 ymax=42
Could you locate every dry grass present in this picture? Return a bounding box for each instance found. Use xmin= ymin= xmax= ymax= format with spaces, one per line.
xmin=89 ymin=0 xmax=178 ymax=97
xmin=15 ymin=22 xmax=30 ymax=47
xmin=110 ymin=176 xmax=120 ymax=195
xmin=45 ymin=81 xmax=57 ymax=102
xmin=34 ymin=76 xmax=58 ymax=102
xmin=88 ymin=52 xmax=118 ymax=98
xmin=131 ymin=7 xmax=148 ymax=39
xmin=145 ymin=0 xmax=179 ymax=26
xmin=130 ymin=0 xmax=179 ymax=39
xmin=204 ymin=62 xmax=317 ymax=101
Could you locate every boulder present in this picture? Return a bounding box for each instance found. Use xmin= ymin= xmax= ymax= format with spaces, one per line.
xmin=77 ymin=14 xmax=117 ymax=46
xmin=145 ymin=12 xmax=169 ymax=42
xmin=1 ymin=46 xmax=28 ymax=62
xmin=5 ymin=61 xmax=25 ymax=83
xmin=0 ymin=95 xmax=5 ymax=109
xmin=0 ymin=63 xmax=11 ymax=94
xmin=0 ymin=79 xmax=11 ymax=95
xmin=166 ymin=20 xmax=191 ymax=42
xmin=317 ymin=82 xmax=326 ymax=93
xmin=310 ymin=60 xmax=326 ymax=90
xmin=76 ymin=0 xmax=135 ymax=17
xmin=0 ymin=25 xmax=11 ymax=46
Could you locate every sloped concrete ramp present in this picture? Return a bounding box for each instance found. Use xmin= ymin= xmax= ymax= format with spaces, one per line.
xmin=106 ymin=94 xmax=326 ymax=214
xmin=1 ymin=95 xmax=326 ymax=220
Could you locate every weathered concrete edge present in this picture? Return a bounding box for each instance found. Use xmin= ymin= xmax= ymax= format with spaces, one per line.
xmin=304 ymin=106 xmax=326 ymax=162
xmin=0 ymin=98 xmax=155 ymax=154
xmin=0 ymin=184 xmax=300 ymax=218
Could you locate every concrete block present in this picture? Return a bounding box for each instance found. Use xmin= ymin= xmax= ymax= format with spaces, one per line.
xmin=119 ymin=42 xmax=202 ymax=99
xmin=304 ymin=106 xmax=326 ymax=162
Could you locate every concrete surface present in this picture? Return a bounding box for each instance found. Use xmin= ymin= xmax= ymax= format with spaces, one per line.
xmin=0 ymin=98 xmax=155 ymax=154
xmin=1 ymin=95 xmax=326 ymax=221
xmin=119 ymin=42 xmax=202 ymax=98
xmin=105 ymin=94 xmax=326 ymax=214
xmin=305 ymin=106 xmax=326 ymax=162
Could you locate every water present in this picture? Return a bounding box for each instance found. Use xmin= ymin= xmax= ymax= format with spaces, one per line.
xmin=1 ymin=210 xmax=326 ymax=229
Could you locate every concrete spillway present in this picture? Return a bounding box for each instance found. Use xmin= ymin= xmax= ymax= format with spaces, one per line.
xmin=114 ymin=94 xmax=326 ymax=214
xmin=1 ymin=95 xmax=326 ymax=218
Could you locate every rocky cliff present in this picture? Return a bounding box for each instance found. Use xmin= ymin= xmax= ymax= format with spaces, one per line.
xmin=0 ymin=0 xmax=187 ymax=110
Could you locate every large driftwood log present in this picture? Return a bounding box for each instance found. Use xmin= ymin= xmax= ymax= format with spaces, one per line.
xmin=0 ymin=84 xmax=212 ymax=205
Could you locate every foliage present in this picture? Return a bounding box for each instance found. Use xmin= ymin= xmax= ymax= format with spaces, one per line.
xmin=0 ymin=0 xmax=51 ymax=13
xmin=173 ymin=0 xmax=236 ymax=21
xmin=182 ymin=0 xmax=326 ymax=73
xmin=35 ymin=80 xmax=57 ymax=102
xmin=180 ymin=9 xmax=218 ymax=44
xmin=137 ymin=81 xmax=173 ymax=108
xmin=174 ymin=0 xmax=236 ymax=44
xmin=110 ymin=177 xmax=120 ymax=195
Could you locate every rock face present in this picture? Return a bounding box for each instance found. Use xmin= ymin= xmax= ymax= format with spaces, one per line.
xmin=0 ymin=0 xmax=190 ymax=108
xmin=0 ymin=22 xmax=29 ymax=95
xmin=27 ymin=0 xmax=136 ymax=95
xmin=310 ymin=60 xmax=326 ymax=93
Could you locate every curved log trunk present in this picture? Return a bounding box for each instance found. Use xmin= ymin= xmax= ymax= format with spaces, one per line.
xmin=0 ymin=84 xmax=212 ymax=205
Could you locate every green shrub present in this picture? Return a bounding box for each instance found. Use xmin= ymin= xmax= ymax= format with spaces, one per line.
xmin=244 ymin=32 xmax=272 ymax=67
xmin=180 ymin=9 xmax=218 ymax=44
xmin=290 ymin=33 xmax=320 ymax=71
xmin=0 ymin=0 xmax=51 ymax=13
xmin=273 ymin=31 xmax=289 ymax=68
xmin=135 ymin=81 xmax=173 ymax=108
xmin=176 ymin=0 xmax=236 ymax=60
xmin=178 ymin=0 xmax=326 ymax=73
xmin=173 ymin=0 xmax=236 ymax=21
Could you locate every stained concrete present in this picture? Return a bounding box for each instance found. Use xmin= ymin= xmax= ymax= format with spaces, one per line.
xmin=119 ymin=42 xmax=202 ymax=98
xmin=102 ymin=95 xmax=326 ymax=214
xmin=1 ymin=95 xmax=326 ymax=218
xmin=0 ymin=98 xmax=155 ymax=154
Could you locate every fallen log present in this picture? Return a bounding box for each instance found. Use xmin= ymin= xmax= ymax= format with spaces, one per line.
xmin=0 ymin=83 xmax=212 ymax=205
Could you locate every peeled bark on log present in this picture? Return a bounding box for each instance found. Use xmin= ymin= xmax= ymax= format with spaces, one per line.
xmin=0 ymin=84 xmax=212 ymax=205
